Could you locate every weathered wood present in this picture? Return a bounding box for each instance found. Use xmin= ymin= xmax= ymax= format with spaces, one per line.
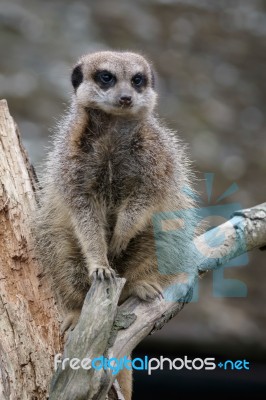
xmin=50 ymin=202 xmax=266 ymax=399
xmin=50 ymin=278 xmax=126 ymax=400
xmin=0 ymin=100 xmax=61 ymax=400
xmin=196 ymin=203 xmax=266 ymax=271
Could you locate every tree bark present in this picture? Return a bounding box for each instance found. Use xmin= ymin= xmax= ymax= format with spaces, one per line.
xmin=0 ymin=100 xmax=62 ymax=400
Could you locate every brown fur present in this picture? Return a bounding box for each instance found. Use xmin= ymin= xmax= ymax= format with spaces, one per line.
xmin=34 ymin=51 xmax=197 ymax=400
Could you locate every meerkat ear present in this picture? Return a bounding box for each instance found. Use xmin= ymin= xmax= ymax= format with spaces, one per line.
xmin=150 ymin=68 xmax=155 ymax=89
xmin=71 ymin=64 xmax=83 ymax=91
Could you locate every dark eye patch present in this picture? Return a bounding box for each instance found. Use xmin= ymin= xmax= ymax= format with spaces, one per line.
xmin=131 ymin=73 xmax=147 ymax=92
xmin=71 ymin=64 xmax=83 ymax=91
xmin=93 ymin=70 xmax=116 ymax=89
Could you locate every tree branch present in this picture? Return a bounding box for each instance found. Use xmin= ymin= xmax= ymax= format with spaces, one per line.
xmin=49 ymin=202 xmax=266 ymax=399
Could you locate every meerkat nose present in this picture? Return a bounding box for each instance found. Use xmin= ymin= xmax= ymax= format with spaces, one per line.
xmin=119 ymin=95 xmax=132 ymax=106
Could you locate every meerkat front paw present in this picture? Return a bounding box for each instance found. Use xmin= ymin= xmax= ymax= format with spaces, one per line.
xmin=90 ymin=266 xmax=116 ymax=280
xmin=61 ymin=309 xmax=81 ymax=335
xmin=131 ymin=281 xmax=164 ymax=301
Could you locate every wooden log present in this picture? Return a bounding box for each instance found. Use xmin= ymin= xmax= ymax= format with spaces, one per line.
xmin=0 ymin=99 xmax=61 ymax=400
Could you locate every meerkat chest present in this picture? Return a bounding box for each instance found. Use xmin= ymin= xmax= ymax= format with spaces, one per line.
xmin=83 ymin=132 xmax=143 ymax=201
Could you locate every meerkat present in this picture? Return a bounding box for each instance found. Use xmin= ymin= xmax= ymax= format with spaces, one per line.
xmin=34 ymin=51 xmax=197 ymax=400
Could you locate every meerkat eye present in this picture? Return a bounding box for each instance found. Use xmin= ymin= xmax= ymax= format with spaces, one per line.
xmin=94 ymin=70 xmax=116 ymax=88
xmin=100 ymin=72 xmax=114 ymax=83
xmin=132 ymin=73 xmax=145 ymax=87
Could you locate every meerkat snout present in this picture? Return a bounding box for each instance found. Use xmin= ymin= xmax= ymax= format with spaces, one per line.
xmin=119 ymin=95 xmax=132 ymax=107
xmin=71 ymin=51 xmax=157 ymax=117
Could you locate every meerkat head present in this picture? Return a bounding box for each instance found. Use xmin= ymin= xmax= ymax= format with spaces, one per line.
xmin=71 ymin=51 xmax=157 ymax=117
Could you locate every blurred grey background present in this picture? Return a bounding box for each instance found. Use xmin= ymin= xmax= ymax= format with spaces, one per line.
xmin=1 ymin=0 xmax=265 ymax=396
